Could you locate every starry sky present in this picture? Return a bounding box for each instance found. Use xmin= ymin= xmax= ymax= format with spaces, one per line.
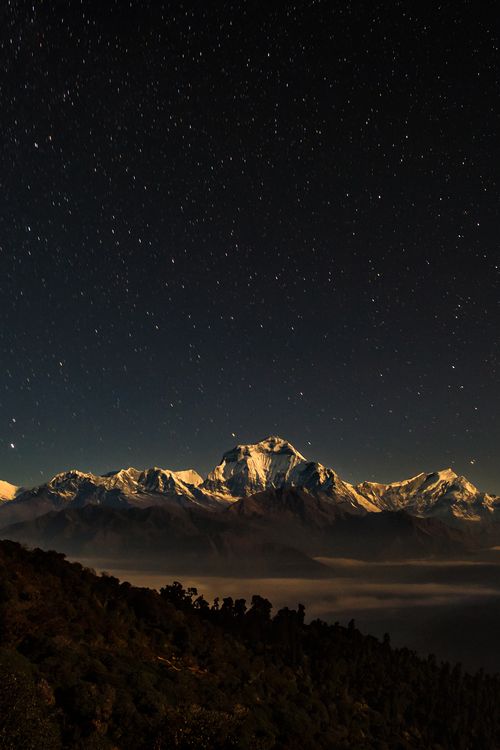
xmin=1 ymin=1 xmax=499 ymax=492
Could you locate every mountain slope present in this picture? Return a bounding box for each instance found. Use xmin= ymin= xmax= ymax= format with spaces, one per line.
xmin=0 ymin=502 xmax=327 ymax=575
xmin=227 ymin=487 xmax=479 ymax=559
xmin=1 ymin=485 xmax=482 ymax=568
xmin=2 ymin=540 xmax=500 ymax=750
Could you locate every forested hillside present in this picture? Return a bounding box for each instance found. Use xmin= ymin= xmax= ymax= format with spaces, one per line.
xmin=1 ymin=539 xmax=499 ymax=749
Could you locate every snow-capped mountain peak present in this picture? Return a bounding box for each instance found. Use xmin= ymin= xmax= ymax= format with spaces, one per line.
xmin=354 ymin=467 xmax=488 ymax=519
xmin=201 ymin=436 xmax=308 ymax=497
xmin=253 ymin=435 xmax=306 ymax=459
xmin=48 ymin=470 xmax=96 ymax=494
xmin=0 ymin=479 xmax=19 ymax=502
xmin=435 ymin=467 xmax=458 ymax=481
xmin=200 ymin=436 xmax=380 ymax=511
xmin=223 ymin=436 xmax=307 ymax=464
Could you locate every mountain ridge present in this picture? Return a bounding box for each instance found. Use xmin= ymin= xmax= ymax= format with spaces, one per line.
xmin=0 ymin=436 xmax=497 ymax=528
xmin=1 ymin=489 xmax=482 ymax=568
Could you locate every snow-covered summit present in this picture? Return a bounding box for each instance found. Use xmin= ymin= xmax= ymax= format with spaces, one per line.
xmin=0 ymin=480 xmax=19 ymax=502
xmin=202 ymin=436 xmax=310 ymax=496
xmin=224 ymin=436 xmax=307 ymax=464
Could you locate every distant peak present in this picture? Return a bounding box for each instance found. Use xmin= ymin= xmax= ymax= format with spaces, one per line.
xmin=104 ymin=467 xmax=141 ymax=478
xmin=50 ymin=469 xmax=90 ymax=481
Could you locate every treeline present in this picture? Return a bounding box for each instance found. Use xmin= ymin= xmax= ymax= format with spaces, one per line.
xmin=1 ymin=540 xmax=500 ymax=749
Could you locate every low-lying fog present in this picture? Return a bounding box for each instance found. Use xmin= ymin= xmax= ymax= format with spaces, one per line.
xmin=78 ymin=556 xmax=500 ymax=673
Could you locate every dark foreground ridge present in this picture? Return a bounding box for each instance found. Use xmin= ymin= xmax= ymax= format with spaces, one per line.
xmin=1 ymin=540 xmax=500 ymax=749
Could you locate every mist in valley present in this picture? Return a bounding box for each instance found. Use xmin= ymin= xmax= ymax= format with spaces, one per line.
xmin=76 ymin=554 xmax=500 ymax=673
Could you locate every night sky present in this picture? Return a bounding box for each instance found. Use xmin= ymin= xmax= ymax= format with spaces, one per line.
xmin=1 ymin=2 xmax=499 ymax=491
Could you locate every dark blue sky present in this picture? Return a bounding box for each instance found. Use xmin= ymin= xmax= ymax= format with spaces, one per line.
xmin=1 ymin=2 xmax=499 ymax=492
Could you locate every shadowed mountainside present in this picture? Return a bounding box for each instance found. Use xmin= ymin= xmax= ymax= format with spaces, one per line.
xmin=2 ymin=539 xmax=500 ymax=749
xmin=0 ymin=487 xmax=487 ymax=574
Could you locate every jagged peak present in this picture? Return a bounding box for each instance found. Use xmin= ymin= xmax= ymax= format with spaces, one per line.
xmin=434 ymin=468 xmax=459 ymax=481
xmin=50 ymin=469 xmax=93 ymax=482
xmin=258 ymin=435 xmax=302 ymax=451
xmin=425 ymin=469 xmax=478 ymax=493
xmin=224 ymin=435 xmax=306 ymax=461
xmin=46 ymin=466 xmax=202 ymax=492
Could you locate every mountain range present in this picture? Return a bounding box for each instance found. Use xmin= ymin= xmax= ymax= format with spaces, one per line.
xmin=1 ymin=436 xmax=498 ymax=570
